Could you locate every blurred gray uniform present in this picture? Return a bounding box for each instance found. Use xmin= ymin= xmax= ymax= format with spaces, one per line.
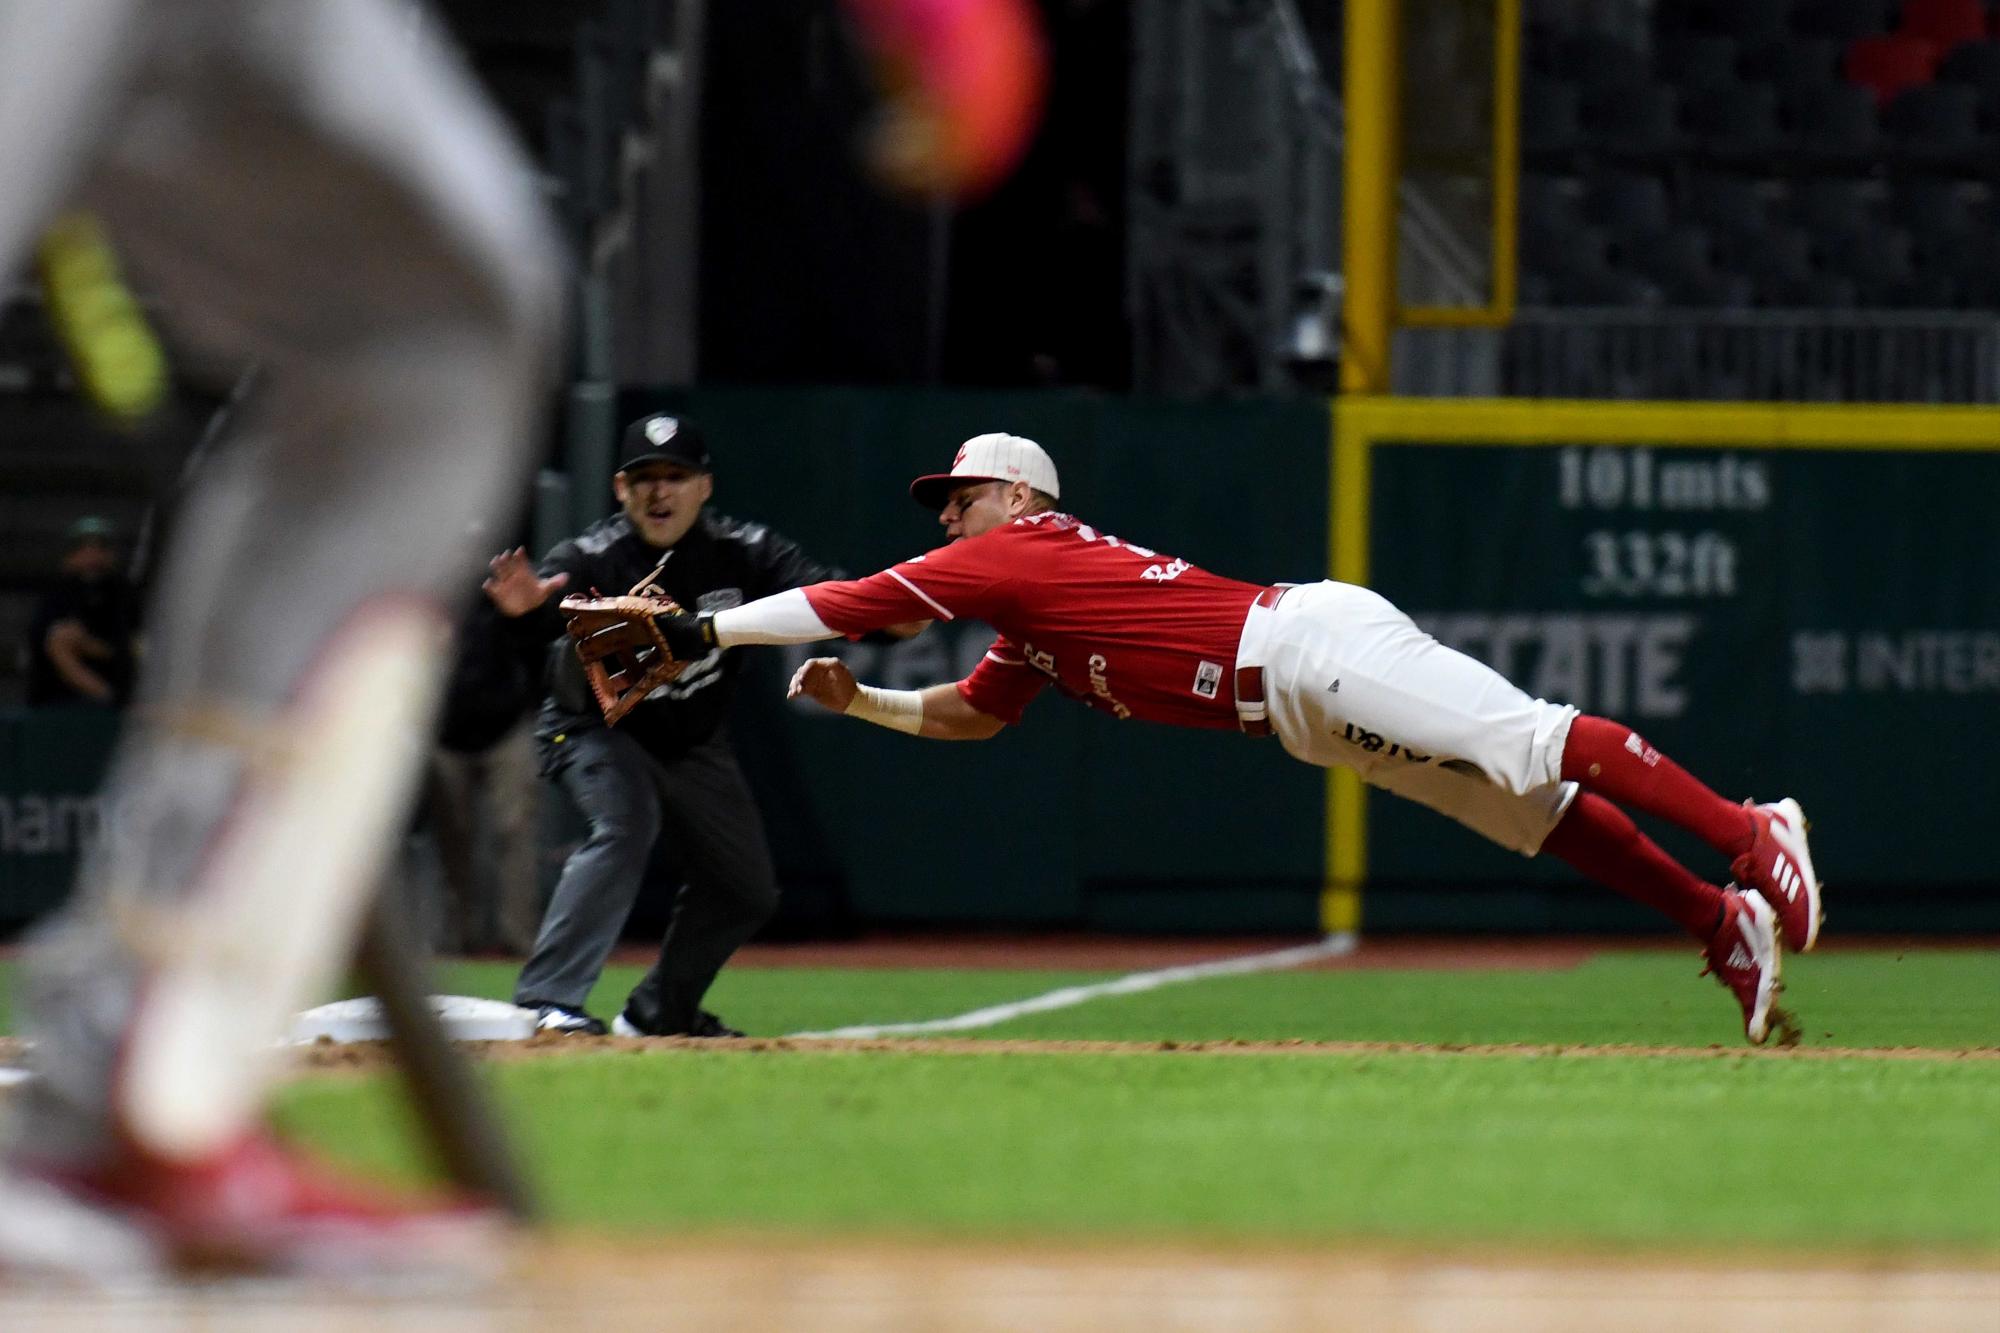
xmin=0 ymin=0 xmax=562 ymax=1163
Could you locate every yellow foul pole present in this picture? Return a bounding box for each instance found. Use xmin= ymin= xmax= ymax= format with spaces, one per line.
xmin=1324 ymin=0 xmax=1400 ymax=937
xmin=1338 ymin=0 xmax=1400 ymax=396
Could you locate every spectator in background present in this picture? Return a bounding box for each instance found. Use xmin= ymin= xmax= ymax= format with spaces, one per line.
xmin=27 ymin=515 xmax=141 ymax=709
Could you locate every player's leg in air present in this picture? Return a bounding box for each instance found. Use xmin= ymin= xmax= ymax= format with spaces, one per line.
xmin=1255 ymin=582 xmax=1820 ymax=1046
xmin=0 ymin=0 xmax=561 ymax=1278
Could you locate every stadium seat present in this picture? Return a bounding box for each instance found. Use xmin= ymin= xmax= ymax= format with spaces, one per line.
xmin=1754 ymin=269 xmax=1862 ymax=308
xmin=1520 ymin=172 xmax=1585 ymax=230
xmin=1898 ymin=0 xmax=1986 ymax=47
xmin=1935 ymin=38 xmax=2000 ymax=90
xmin=1583 ymin=171 xmax=1673 ymax=233
xmin=1681 ymin=268 xmax=1758 ymax=308
xmin=1814 ymin=225 xmax=1918 ymax=301
xmin=1844 ymin=33 xmax=1944 ymax=103
xmin=1682 ymin=81 xmax=1786 ymax=155
xmin=1712 ymin=222 xmax=1820 ymax=296
xmin=1783 ymin=81 xmax=1883 ymax=156
xmin=1797 ymin=0 xmax=1899 ymax=40
xmin=1614 ymin=226 xmax=1755 ymax=306
xmin=1789 ymin=177 xmax=1881 ymax=235
xmin=1549 ymin=260 xmax=1665 ymax=308
xmin=1891 ymin=176 xmax=1988 ymax=241
xmin=1675 ymin=0 xmax=1792 ymax=44
xmin=1681 ymin=174 xmax=1776 ymax=239
xmin=1607 ymin=222 xmax=1711 ymax=271
xmin=1741 ymin=35 xmax=1845 ymax=86
xmin=1516 ymin=271 xmax=1558 ymax=306
xmin=1524 ymin=19 xmax=1564 ymax=77
xmin=1525 ymin=220 xmax=1612 ymax=275
xmin=1557 ymin=31 xmax=1650 ymax=94
xmin=1894 ymin=184 xmax=1994 ymax=306
xmin=1658 ymin=33 xmax=1742 ymax=95
xmin=1522 ymin=80 xmax=1584 ymax=159
xmin=1885 ymin=266 xmax=1965 ymax=306
xmin=1882 ymin=82 xmax=1984 ymax=153
xmin=1586 ymin=82 xmax=1683 ymax=156
xmin=1932 ymin=259 xmax=2000 ymax=307
xmin=1521 ymin=223 xmax=1584 ymax=277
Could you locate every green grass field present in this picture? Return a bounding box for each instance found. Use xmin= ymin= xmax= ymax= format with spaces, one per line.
xmin=3 ymin=947 xmax=1995 ymax=1258
xmin=238 ymin=947 xmax=2000 ymax=1258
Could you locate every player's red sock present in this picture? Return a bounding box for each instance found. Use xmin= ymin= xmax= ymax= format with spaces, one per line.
xmin=1541 ymin=792 xmax=1725 ymax=940
xmin=1558 ymin=715 xmax=1754 ymax=858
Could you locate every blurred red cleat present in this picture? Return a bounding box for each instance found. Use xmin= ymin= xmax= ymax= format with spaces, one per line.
xmin=0 ymin=1130 xmax=505 ymax=1282
xmin=843 ymin=0 xmax=1048 ymax=198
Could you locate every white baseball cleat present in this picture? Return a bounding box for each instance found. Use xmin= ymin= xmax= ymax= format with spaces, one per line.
xmin=1733 ymin=798 xmax=1823 ymax=952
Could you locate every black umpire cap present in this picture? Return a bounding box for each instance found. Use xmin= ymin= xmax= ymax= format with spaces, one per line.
xmin=617 ymin=414 xmax=711 ymax=473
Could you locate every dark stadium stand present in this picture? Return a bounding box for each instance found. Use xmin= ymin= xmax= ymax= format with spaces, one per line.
xmin=0 ymin=0 xmax=628 ymax=704
xmin=1521 ymin=0 xmax=2000 ymax=309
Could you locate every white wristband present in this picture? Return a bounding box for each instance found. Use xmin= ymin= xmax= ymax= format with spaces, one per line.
xmin=843 ymin=683 xmax=924 ymax=735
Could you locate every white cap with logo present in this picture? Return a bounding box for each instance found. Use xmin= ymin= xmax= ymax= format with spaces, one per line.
xmin=909 ymin=433 xmax=1061 ymax=509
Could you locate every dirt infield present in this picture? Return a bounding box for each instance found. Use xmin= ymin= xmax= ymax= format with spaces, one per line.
xmin=269 ymin=1032 xmax=2000 ymax=1076
xmin=3 ymin=1241 xmax=1996 ymax=1331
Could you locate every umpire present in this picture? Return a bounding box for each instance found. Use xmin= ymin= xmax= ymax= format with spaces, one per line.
xmin=484 ymin=413 xmax=873 ymax=1036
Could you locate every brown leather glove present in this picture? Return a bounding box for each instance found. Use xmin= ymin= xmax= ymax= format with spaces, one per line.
xmin=558 ymin=593 xmax=712 ymax=726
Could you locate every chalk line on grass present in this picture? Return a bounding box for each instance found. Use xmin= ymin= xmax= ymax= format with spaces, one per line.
xmin=788 ymin=933 xmax=1357 ymax=1040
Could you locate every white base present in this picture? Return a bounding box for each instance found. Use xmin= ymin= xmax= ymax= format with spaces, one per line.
xmin=287 ymin=995 xmax=536 ymax=1045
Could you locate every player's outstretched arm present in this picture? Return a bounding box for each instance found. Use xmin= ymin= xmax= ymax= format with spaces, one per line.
xmin=788 ymin=656 xmax=1004 ymax=741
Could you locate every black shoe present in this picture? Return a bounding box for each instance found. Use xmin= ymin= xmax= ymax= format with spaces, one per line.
xmin=527 ymin=1002 xmax=606 ymax=1036
xmin=688 ymin=1009 xmax=744 ymax=1039
xmin=612 ymin=1007 xmax=742 ymax=1038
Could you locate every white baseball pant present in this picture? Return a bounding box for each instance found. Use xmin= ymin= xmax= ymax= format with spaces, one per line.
xmin=1237 ymin=581 xmax=1579 ymax=855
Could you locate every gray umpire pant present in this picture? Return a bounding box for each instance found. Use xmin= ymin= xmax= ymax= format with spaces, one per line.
xmin=514 ymin=726 xmax=779 ymax=1032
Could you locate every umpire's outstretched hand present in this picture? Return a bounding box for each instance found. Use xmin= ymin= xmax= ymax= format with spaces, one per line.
xmin=483 ymin=547 xmax=568 ymax=617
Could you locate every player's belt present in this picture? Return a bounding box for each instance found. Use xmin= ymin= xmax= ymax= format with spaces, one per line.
xmin=1235 ymin=586 xmax=1289 ymax=737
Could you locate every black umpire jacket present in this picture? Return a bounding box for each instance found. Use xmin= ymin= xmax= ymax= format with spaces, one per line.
xmin=504 ymin=510 xmax=844 ymax=766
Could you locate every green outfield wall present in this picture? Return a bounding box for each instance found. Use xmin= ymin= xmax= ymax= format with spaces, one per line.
xmin=3 ymin=392 xmax=1994 ymax=934
xmin=1332 ymin=398 xmax=2000 ymax=933
xmin=0 ymin=707 xmax=121 ymax=927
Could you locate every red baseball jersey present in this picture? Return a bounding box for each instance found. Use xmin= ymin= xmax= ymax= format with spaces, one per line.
xmin=802 ymin=512 xmax=1269 ymax=728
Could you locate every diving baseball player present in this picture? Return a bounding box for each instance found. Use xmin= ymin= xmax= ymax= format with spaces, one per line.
xmin=640 ymin=434 xmax=1824 ymax=1047
xmin=0 ymin=0 xmax=561 ymax=1278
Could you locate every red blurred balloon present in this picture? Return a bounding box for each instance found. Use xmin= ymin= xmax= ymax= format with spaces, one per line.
xmin=843 ymin=0 xmax=1048 ymax=199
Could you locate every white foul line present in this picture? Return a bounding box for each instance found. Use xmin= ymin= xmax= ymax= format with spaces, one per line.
xmin=788 ymin=934 xmax=1357 ymax=1040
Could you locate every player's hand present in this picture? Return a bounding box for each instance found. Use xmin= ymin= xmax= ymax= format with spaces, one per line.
xmin=787 ymin=657 xmax=859 ymax=713
xmin=483 ymin=547 xmax=567 ymax=616
xmin=47 ymin=619 xmax=112 ymax=660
